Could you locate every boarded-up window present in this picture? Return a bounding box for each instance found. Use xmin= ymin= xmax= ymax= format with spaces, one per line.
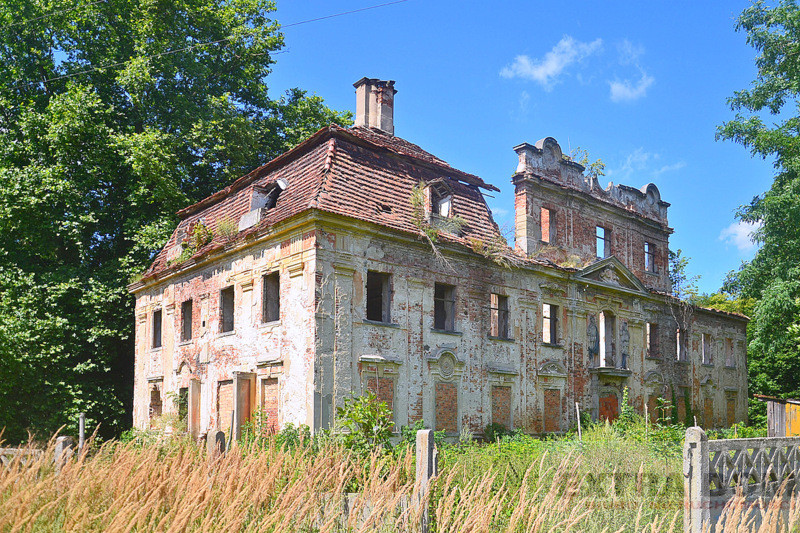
xmin=181 ymin=300 xmax=192 ymax=341
xmin=152 ymin=309 xmax=162 ymax=348
xmin=540 ymin=207 xmax=554 ymax=243
xmin=490 ymin=294 xmax=509 ymax=338
xmin=217 ymin=380 xmax=233 ymax=433
xmin=262 ymin=272 xmax=280 ymax=323
xmin=434 ymin=283 xmax=456 ymax=331
xmin=599 ymin=393 xmax=619 ymax=422
xmin=220 ymin=286 xmax=235 ymax=332
xmin=726 ymin=394 xmax=737 ymax=427
xmin=543 ymin=389 xmax=561 ymax=432
xmin=366 ymin=271 xmax=391 ymax=323
xmin=542 ymin=303 xmax=558 ymax=344
xmin=260 ymin=377 xmax=280 ymax=434
xmin=435 ymin=382 xmax=458 ymax=433
xmin=491 ymin=386 xmax=512 ymax=429
xmin=677 ymin=387 xmax=690 ymax=424
xmin=704 ymin=397 xmax=714 ymax=429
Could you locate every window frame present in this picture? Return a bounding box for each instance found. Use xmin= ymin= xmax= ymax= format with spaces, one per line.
xmin=366 ymin=271 xmax=392 ymax=323
xmin=433 ymin=283 xmax=456 ymax=331
xmin=540 ymin=207 xmax=554 ymax=244
xmin=596 ymin=226 xmax=609 ymax=259
xmin=702 ymin=333 xmax=713 ymax=365
xmin=152 ymin=309 xmax=163 ymax=349
xmin=220 ymin=285 xmax=235 ymax=333
xmin=262 ymin=272 xmax=280 ymax=324
xmin=490 ymin=293 xmax=510 ymax=339
xmin=646 ymin=322 xmax=659 ymax=358
xmin=644 ymin=241 xmax=656 ymax=273
xmin=542 ymin=303 xmax=559 ymax=345
xmin=180 ymin=300 xmax=193 ymax=342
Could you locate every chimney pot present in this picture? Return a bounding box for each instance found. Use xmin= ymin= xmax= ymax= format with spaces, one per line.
xmin=353 ymin=77 xmax=397 ymax=135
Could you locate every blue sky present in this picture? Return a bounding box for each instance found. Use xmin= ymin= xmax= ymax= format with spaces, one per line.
xmin=266 ymin=0 xmax=773 ymax=294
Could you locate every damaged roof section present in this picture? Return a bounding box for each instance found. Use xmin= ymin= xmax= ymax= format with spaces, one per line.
xmin=140 ymin=124 xmax=507 ymax=282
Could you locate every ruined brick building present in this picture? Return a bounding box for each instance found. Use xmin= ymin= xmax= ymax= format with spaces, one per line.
xmin=129 ymin=78 xmax=748 ymax=438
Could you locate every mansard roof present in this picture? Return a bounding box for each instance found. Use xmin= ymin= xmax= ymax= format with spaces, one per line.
xmin=139 ymin=125 xmax=508 ymax=282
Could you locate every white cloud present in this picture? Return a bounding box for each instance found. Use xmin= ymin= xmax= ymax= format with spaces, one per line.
xmin=608 ymin=71 xmax=654 ymax=102
xmin=719 ymin=221 xmax=760 ymax=253
xmin=617 ymin=39 xmax=644 ymax=66
xmin=652 ymin=161 xmax=686 ymax=176
xmin=500 ymin=36 xmax=603 ymax=90
xmin=519 ymin=90 xmax=530 ymax=112
xmin=606 ymin=148 xmax=684 ymax=181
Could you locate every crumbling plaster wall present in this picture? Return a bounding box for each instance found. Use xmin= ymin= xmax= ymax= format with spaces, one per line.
xmin=132 ymin=227 xmax=318 ymax=433
xmin=514 ymin=177 xmax=672 ymax=293
xmin=314 ymin=221 xmax=747 ymax=435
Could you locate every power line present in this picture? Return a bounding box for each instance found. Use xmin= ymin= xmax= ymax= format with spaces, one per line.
xmin=281 ymin=0 xmax=408 ymax=29
xmin=9 ymin=0 xmax=410 ymax=91
xmin=1 ymin=0 xmax=106 ymax=30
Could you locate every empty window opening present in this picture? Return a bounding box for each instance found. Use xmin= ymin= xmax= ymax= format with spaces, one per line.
xmin=430 ymin=185 xmax=453 ymax=218
xmin=181 ymin=300 xmax=193 ymax=341
xmin=596 ymin=226 xmax=609 ymax=258
xmin=262 ymin=272 xmax=280 ymax=323
xmin=646 ymin=322 xmax=659 ymax=357
xmin=676 ymin=328 xmax=686 ymax=361
xmin=366 ymin=271 xmax=391 ymax=323
xmin=178 ymin=387 xmax=188 ymax=425
xmin=645 ymin=242 xmax=656 ymax=272
xmin=152 ymin=309 xmax=162 ymax=349
xmin=725 ymin=338 xmax=735 ymax=367
xmin=220 ymin=286 xmax=235 ymax=333
xmin=434 ymin=283 xmax=456 ymax=331
xmin=599 ymin=310 xmax=616 ymax=367
xmin=540 ymin=207 xmax=554 ymax=243
xmin=490 ymin=294 xmax=510 ymax=338
xmin=149 ymin=386 xmax=162 ymax=425
xmin=542 ymin=303 xmax=558 ymax=344
xmin=702 ymin=333 xmax=713 ymax=365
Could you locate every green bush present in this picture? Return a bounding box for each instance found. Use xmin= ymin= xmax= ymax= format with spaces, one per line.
xmin=335 ymin=392 xmax=394 ymax=454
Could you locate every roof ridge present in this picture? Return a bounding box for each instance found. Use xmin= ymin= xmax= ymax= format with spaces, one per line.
xmin=309 ymin=137 xmax=337 ymax=209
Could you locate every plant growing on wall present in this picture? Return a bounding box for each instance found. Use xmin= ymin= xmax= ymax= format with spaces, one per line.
xmin=409 ymin=182 xmax=465 ymax=271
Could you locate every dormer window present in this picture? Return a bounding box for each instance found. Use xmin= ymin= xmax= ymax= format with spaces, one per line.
xmin=428 ymin=180 xmax=454 ymax=218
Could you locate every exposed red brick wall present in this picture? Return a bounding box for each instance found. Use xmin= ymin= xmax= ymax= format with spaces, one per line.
xmin=704 ymin=397 xmax=714 ymax=429
xmin=726 ymin=395 xmax=736 ymax=427
xmin=365 ymin=376 xmax=395 ymax=413
xmin=677 ymin=395 xmax=687 ymax=424
xmin=599 ymin=393 xmax=618 ymax=422
xmin=543 ymin=389 xmax=561 ymax=432
xmin=260 ymin=377 xmax=279 ymax=434
xmin=491 ymin=386 xmax=512 ymax=429
xmin=647 ymin=395 xmax=658 ymax=424
xmin=217 ymin=380 xmax=233 ymax=433
xmin=435 ymin=382 xmax=458 ymax=433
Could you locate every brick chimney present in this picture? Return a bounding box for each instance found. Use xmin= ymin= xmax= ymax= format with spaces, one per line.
xmin=353 ymin=78 xmax=397 ymax=135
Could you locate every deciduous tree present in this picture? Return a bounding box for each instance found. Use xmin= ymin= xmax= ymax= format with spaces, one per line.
xmin=0 ymin=0 xmax=350 ymax=442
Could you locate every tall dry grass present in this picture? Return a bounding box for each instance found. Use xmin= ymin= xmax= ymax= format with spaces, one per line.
xmin=1 ymin=435 xmax=799 ymax=532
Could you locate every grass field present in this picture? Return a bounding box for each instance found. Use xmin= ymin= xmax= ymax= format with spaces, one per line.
xmin=1 ymin=416 xmax=797 ymax=532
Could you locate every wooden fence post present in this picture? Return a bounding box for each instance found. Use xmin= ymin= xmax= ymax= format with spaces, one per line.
xmin=78 ymin=413 xmax=86 ymax=452
xmin=683 ymin=426 xmax=709 ymax=533
xmin=415 ymin=429 xmax=437 ymax=533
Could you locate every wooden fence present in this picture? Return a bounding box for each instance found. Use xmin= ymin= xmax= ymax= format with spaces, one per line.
xmin=684 ymin=426 xmax=800 ymax=532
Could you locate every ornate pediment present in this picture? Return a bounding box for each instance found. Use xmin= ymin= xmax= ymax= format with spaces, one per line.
xmin=575 ymin=257 xmax=647 ymax=293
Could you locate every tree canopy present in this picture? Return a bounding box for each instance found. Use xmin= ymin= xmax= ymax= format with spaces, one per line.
xmin=718 ymin=0 xmax=800 ymax=412
xmin=0 ymin=0 xmax=350 ymax=442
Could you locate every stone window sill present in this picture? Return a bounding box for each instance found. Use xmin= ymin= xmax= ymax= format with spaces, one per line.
xmin=431 ymin=328 xmax=462 ymax=336
xmin=724 ymin=364 xmax=737 ymax=369
xmin=218 ymin=330 xmax=236 ymax=338
xmin=675 ymin=359 xmax=690 ymax=365
xmin=701 ymin=363 xmax=714 ymax=368
xmin=488 ymin=336 xmax=515 ymax=343
xmin=645 ymin=354 xmax=662 ymax=360
xmin=258 ymin=320 xmax=280 ymax=329
xmin=361 ymin=319 xmax=401 ymax=328
xmin=178 ymin=339 xmax=193 ymax=347
xmin=541 ymin=342 xmax=563 ymax=349
xmin=150 ymin=346 xmax=162 ymax=353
